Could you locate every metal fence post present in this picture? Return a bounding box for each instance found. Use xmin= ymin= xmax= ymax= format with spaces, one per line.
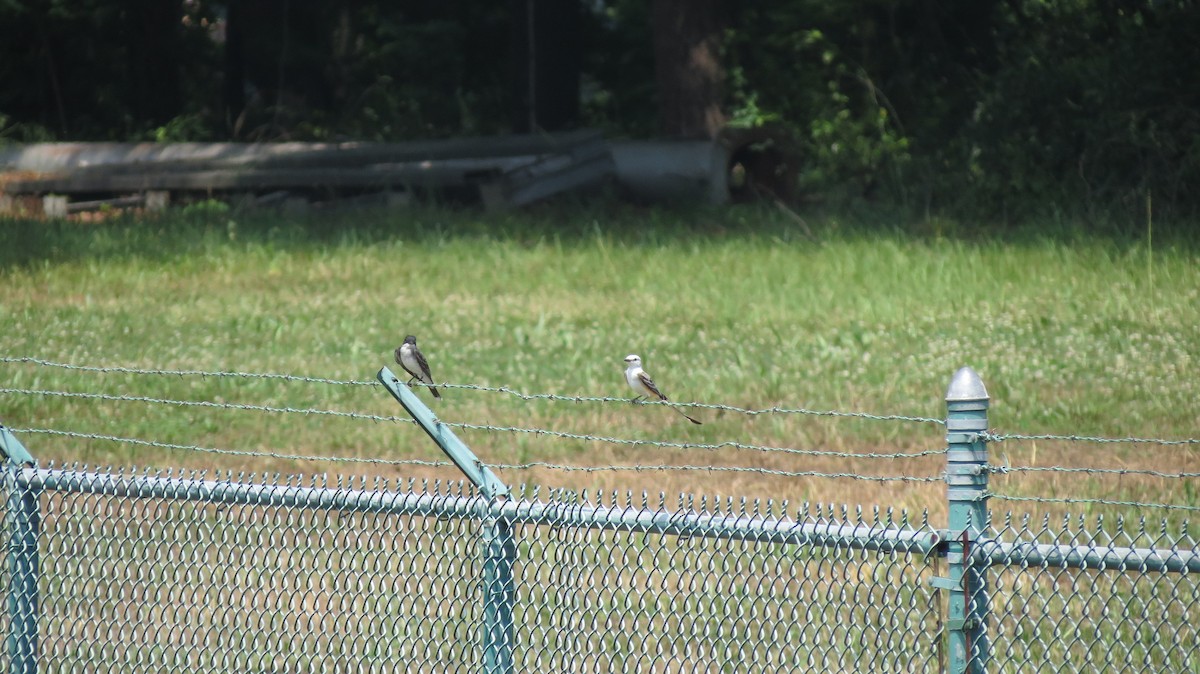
xmin=1 ymin=424 xmax=39 ymax=674
xmin=943 ymin=367 xmax=990 ymax=673
xmin=482 ymin=516 xmax=516 ymax=674
xmin=377 ymin=367 xmax=515 ymax=674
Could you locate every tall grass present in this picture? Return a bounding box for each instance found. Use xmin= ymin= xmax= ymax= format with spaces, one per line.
xmin=0 ymin=203 xmax=1197 ymax=520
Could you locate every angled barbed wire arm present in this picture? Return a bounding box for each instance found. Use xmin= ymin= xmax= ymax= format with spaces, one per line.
xmin=1 ymin=423 xmax=40 ymax=674
xmin=0 ymin=425 xmax=35 ymax=468
xmin=376 ymin=366 xmax=516 ymax=674
xmin=377 ymin=366 xmax=510 ymax=500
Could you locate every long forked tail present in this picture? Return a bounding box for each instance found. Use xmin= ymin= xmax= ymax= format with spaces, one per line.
xmin=672 ymin=405 xmax=702 ymax=425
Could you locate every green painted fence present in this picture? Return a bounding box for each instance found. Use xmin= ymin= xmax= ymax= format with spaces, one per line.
xmin=0 ymin=366 xmax=1194 ymax=673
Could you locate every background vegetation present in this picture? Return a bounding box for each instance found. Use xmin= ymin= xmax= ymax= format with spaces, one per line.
xmin=2 ymin=1 xmax=1198 ymax=222
xmin=1 ymin=5 xmax=1195 ymax=664
xmin=1 ymin=205 xmax=1196 ymax=521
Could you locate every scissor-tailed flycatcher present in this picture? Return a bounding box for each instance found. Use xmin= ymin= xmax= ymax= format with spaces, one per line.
xmin=396 ymin=335 xmax=441 ymax=398
xmin=623 ymin=354 xmax=701 ymax=425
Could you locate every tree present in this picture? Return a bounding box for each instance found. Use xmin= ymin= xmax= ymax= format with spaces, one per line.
xmin=651 ymin=0 xmax=725 ymax=139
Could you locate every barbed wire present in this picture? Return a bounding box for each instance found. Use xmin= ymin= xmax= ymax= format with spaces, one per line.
xmin=0 ymin=386 xmax=945 ymax=461
xmin=11 ymin=425 xmax=1193 ymax=492
xmin=0 ymin=387 xmax=415 ymax=425
xmin=0 ymin=356 xmax=379 ymax=387
xmin=10 ymin=428 xmax=446 ymax=467
xmin=990 ymin=465 xmax=1200 ymax=479
xmin=983 ymin=492 xmax=1200 ymax=513
xmin=487 ymin=462 xmax=943 ymax=482
xmin=2 ymin=355 xmax=942 ymax=424
xmin=442 ymin=421 xmax=945 ymax=460
xmin=440 ymin=382 xmax=945 ymax=424
xmin=984 ymin=431 xmax=1200 ymax=447
xmin=6 ymin=427 xmax=940 ymax=481
xmin=7 ymin=355 xmax=1197 ymax=446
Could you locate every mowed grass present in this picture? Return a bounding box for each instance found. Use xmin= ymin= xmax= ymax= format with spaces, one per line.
xmin=1 ymin=203 xmax=1197 ymax=524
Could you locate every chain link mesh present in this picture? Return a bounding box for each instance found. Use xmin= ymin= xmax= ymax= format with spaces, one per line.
xmin=973 ymin=514 xmax=1199 ymax=673
xmin=0 ymin=469 xmax=1196 ymax=672
xmin=3 ymin=465 xmax=945 ymax=673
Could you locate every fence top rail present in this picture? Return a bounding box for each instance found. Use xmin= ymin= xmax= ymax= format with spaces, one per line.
xmin=984 ymin=491 xmax=1200 ymax=513
xmin=974 ymin=539 xmax=1200 ymax=574
xmin=16 ymin=466 xmax=941 ymax=553
xmin=21 ymin=465 xmax=1200 ymax=570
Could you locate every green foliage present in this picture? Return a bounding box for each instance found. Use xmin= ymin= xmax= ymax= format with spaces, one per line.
xmin=179 ymin=198 xmax=232 ymax=219
xmin=151 ymin=114 xmax=214 ymax=143
xmin=726 ymin=20 xmax=912 ymax=199
xmin=721 ymin=1 xmax=1200 ymax=219
xmin=0 ymin=1 xmax=1197 ymax=220
xmin=0 ymin=114 xmax=54 ymax=144
xmin=578 ymin=0 xmax=658 ymax=137
xmin=955 ymin=0 xmax=1200 ymax=218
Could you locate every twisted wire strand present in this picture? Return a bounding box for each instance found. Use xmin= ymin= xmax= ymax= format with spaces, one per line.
xmin=440 ymin=382 xmax=946 ymax=424
xmin=488 ymin=461 xmax=943 ymax=481
xmin=6 ymin=427 xmax=941 ymax=481
xmin=8 ymin=355 xmax=1197 ymax=446
xmin=984 ymin=430 xmax=1199 ymax=447
xmin=990 ymin=465 xmax=1200 ymax=479
xmin=0 ymin=387 xmax=946 ymax=461
xmin=0 ymin=387 xmax=414 ymax=425
xmin=440 ymin=421 xmax=946 ymax=460
xmin=11 ymin=428 xmax=446 ymax=467
xmin=2 ymin=355 xmax=942 ymax=424
xmin=0 ymin=356 xmax=378 ymax=387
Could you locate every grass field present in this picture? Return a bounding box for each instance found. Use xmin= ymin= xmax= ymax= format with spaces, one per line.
xmin=1 ymin=202 xmax=1197 ymax=523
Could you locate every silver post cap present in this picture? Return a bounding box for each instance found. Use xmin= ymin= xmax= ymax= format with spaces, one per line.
xmin=946 ymin=366 xmax=989 ymax=402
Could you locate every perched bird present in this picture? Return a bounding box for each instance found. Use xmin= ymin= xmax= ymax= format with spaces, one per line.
xmin=395 ymin=335 xmax=441 ymax=398
xmin=623 ymin=354 xmax=701 ymax=425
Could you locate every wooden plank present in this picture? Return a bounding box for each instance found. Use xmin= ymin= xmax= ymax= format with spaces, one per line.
xmin=65 ymin=195 xmax=146 ymax=213
xmin=252 ymin=129 xmax=603 ymax=169
xmin=4 ymin=163 xmax=523 ymax=194
xmin=501 ymin=137 xmax=615 ymax=208
xmin=0 ymin=130 xmax=603 ymax=173
xmin=505 ymin=153 xmax=615 ymax=208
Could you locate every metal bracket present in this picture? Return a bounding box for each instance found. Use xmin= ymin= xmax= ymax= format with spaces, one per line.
xmin=928 ymin=576 xmax=960 ymax=591
xmin=945 ymin=617 xmax=980 ymax=632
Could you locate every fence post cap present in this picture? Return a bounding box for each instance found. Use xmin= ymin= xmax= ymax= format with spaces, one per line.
xmin=946 ymin=366 xmax=989 ymax=402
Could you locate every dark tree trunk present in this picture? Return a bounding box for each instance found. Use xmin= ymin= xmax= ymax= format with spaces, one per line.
xmin=652 ymin=0 xmax=726 ymax=139
xmin=330 ymin=6 xmax=353 ymax=109
xmin=510 ymin=0 xmax=580 ymax=133
xmin=223 ymin=2 xmax=246 ymax=136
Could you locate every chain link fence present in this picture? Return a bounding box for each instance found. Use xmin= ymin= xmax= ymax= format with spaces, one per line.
xmin=5 ymin=467 xmax=942 ymax=673
xmin=975 ymin=515 xmax=1199 ymax=673
xmin=0 ymin=362 xmax=1197 ymax=673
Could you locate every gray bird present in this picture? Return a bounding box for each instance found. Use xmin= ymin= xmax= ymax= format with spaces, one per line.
xmin=395 ymin=335 xmax=441 ymax=398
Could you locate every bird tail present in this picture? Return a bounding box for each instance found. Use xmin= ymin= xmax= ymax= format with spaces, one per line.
xmin=673 ymin=406 xmax=702 ymax=425
xmin=431 ymin=386 xmax=442 ymax=399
